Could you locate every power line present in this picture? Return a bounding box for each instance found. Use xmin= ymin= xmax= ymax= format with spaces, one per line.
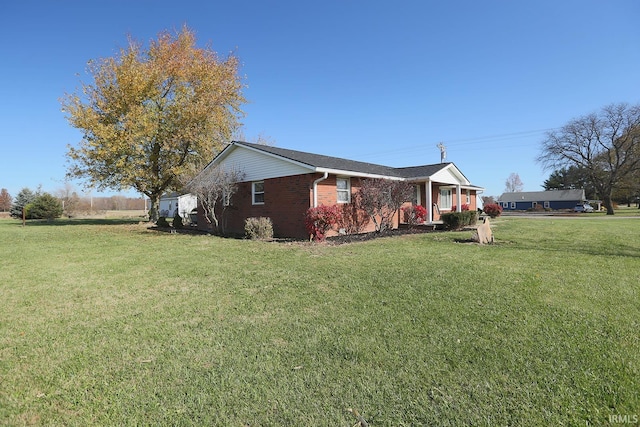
xmin=353 ymin=127 xmax=558 ymax=162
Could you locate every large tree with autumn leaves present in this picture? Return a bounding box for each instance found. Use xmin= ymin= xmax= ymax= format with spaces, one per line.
xmin=61 ymin=26 xmax=246 ymax=221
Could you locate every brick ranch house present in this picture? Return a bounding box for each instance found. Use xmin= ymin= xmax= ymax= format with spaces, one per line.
xmin=197 ymin=141 xmax=484 ymax=239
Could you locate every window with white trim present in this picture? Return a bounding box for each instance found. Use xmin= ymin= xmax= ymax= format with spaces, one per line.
xmin=440 ymin=188 xmax=452 ymax=210
xmin=336 ymin=177 xmax=350 ymax=203
xmin=466 ymin=190 xmax=470 ymax=204
xmin=510 ymin=202 xmax=516 ymax=209
xmin=544 ymin=201 xmax=550 ymax=208
xmin=412 ymin=185 xmax=420 ymax=205
xmin=252 ymin=181 xmax=264 ymax=205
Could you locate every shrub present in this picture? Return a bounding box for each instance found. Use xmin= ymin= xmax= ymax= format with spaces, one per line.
xmin=10 ymin=188 xmax=36 ymax=218
xmin=244 ymin=217 xmax=273 ymax=240
xmin=157 ymin=216 xmax=170 ymax=227
xmin=441 ymin=210 xmax=478 ymax=230
xmin=402 ymin=205 xmax=427 ymax=228
xmin=483 ymin=203 xmax=503 ymax=218
xmin=173 ymin=215 xmax=183 ymax=229
xmin=305 ymin=205 xmax=342 ymax=241
xmin=337 ymin=202 xmax=369 ymax=235
xmin=29 ymin=193 xmax=63 ymax=220
xmin=355 ymin=178 xmax=414 ymax=232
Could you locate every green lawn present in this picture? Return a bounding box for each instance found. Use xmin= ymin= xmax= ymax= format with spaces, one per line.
xmin=1 ymin=217 xmax=638 ymax=426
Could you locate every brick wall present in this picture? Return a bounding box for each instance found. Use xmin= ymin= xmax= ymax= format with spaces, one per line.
xmin=197 ymin=174 xmax=480 ymax=238
xmin=200 ymin=174 xmax=316 ymax=239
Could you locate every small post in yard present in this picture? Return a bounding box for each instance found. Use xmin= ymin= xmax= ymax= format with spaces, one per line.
xmin=22 ymin=207 xmax=26 ymax=227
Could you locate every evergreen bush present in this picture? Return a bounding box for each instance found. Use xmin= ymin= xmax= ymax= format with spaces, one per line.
xmin=157 ymin=217 xmax=170 ymax=227
xmin=29 ymin=193 xmax=63 ymax=220
xmin=10 ymin=188 xmax=36 ymax=218
xmin=441 ymin=211 xmax=478 ymax=230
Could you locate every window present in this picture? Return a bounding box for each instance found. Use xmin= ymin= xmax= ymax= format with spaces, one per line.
xmin=510 ymin=202 xmax=516 ymax=209
xmin=252 ymin=181 xmax=264 ymax=205
xmin=440 ymin=188 xmax=452 ymax=210
xmin=222 ymin=190 xmax=231 ymax=207
xmin=544 ymin=201 xmax=550 ymax=208
xmin=412 ymin=185 xmax=420 ymax=205
xmin=466 ymin=190 xmax=470 ymax=204
xmin=336 ymin=177 xmax=350 ymax=203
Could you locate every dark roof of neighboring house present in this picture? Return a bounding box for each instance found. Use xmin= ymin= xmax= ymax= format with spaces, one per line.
xmin=498 ymin=189 xmax=586 ymax=202
xmin=236 ymin=141 xmax=452 ymax=179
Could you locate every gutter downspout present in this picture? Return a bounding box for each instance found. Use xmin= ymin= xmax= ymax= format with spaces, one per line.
xmin=312 ymin=172 xmax=329 ymax=208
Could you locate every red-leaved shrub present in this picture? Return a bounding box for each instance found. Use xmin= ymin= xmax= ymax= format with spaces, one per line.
xmin=304 ymin=205 xmax=342 ymax=241
xmin=402 ymin=205 xmax=427 ymax=227
xmin=483 ymin=203 xmax=503 ymax=218
xmin=451 ymin=204 xmax=470 ymax=211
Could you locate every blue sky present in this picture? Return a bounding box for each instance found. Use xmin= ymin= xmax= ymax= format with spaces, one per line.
xmin=1 ymin=1 xmax=638 ymax=199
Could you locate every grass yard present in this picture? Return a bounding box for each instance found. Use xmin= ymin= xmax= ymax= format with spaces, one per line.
xmin=0 ymin=217 xmax=638 ymax=426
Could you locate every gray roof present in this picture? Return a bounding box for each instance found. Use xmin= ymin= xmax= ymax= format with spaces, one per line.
xmin=499 ymin=189 xmax=586 ymax=202
xmin=236 ymin=141 xmax=452 ymax=179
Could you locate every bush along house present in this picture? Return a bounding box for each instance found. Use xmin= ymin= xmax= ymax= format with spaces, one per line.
xmin=196 ymin=141 xmax=484 ymax=239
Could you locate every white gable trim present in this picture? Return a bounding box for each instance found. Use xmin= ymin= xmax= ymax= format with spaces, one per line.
xmin=430 ymin=164 xmax=470 ymax=186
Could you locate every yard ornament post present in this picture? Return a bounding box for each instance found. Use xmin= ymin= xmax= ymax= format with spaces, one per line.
xmin=472 ymin=217 xmax=494 ymax=244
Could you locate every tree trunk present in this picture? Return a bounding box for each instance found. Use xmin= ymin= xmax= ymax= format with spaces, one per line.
xmin=148 ymin=194 xmax=160 ymax=222
xmin=603 ymin=193 xmax=615 ymax=215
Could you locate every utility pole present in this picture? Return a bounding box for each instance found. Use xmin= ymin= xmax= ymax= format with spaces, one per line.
xmin=437 ymin=142 xmax=447 ymax=163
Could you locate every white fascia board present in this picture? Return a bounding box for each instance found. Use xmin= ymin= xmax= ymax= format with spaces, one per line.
xmin=315 ymin=167 xmax=404 ymax=180
xmin=461 ymin=185 xmax=485 ymax=191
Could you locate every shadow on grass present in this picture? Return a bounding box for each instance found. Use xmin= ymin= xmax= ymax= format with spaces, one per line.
xmin=21 ymin=218 xmax=145 ymax=227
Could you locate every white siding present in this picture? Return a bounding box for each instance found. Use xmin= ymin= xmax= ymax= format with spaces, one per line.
xmin=176 ymin=194 xmax=197 ymax=217
xmin=430 ymin=165 xmax=470 ymax=186
xmin=431 ymin=168 xmax=459 ymax=185
xmin=217 ymin=146 xmax=312 ymax=182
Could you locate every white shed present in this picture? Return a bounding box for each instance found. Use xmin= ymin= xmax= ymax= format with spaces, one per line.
xmin=159 ymin=192 xmax=197 ymax=219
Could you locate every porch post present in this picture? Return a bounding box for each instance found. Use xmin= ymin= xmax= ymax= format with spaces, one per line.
xmin=456 ymin=185 xmax=462 ymax=212
xmin=426 ymin=179 xmax=433 ymax=223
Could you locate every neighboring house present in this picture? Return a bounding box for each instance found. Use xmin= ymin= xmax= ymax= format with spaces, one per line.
xmin=498 ymin=189 xmax=587 ymax=211
xmin=159 ymin=192 xmax=198 ymax=219
xmin=197 ymin=141 xmax=484 ymax=239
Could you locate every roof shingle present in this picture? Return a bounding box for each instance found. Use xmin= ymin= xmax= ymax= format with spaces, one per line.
xmin=236 ymin=141 xmax=450 ymax=179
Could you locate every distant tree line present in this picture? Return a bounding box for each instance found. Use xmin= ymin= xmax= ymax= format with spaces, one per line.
xmin=542 ymin=165 xmax=640 ymax=207
xmin=2 ymin=186 xmax=147 ymax=220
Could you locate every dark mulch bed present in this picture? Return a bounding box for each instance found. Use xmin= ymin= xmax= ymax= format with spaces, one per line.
xmin=325 ymin=227 xmax=437 ymax=245
xmin=149 ymin=225 xmax=444 ymax=245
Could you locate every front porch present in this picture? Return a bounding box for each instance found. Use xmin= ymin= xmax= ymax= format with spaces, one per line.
xmin=400 ymin=179 xmax=482 ymax=226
